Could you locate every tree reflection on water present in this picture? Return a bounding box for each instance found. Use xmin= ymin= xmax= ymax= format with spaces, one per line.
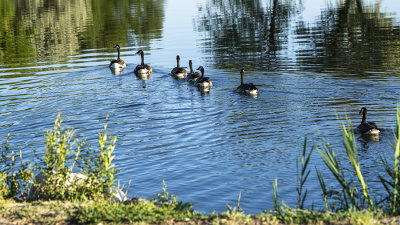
xmin=195 ymin=0 xmax=296 ymax=71
xmin=195 ymin=0 xmax=400 ymax=74
xmin=296 ymin=0 xmax=400 ymax=74
xmin=0 ymin=0 xmax=165 ymax=64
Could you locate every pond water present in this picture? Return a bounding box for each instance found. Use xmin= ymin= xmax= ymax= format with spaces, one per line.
xmin=1 ymin=0 xmax=400 ymax=214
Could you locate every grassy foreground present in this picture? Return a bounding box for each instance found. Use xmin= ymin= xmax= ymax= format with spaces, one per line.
xmin=1 ymin=199 xmax=400 ymax=224
xmin=3 ymin=108 xmax=400 ymax=224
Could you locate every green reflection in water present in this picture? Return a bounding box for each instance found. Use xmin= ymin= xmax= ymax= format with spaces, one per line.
xmin=296 ymin=0 xmax=400 ymax=74
xmin=195 ymin=0 xmax=400 ymax=74
xmin=195 ymin=0 xmax=297 ymax=71
xmin=0 ymin=0 xmax=165 ymax=65
xmin=82 ymin=0 xmax=165 ymax=49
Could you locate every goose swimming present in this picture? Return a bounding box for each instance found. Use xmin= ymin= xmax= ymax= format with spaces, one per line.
xmin=171 ymin=55 xmax=187 ymax=79
xmin=356 ymin=107 xmax=381 ymax=135
xmin=109 ymin=45 xmax=126 ymax=72
xmin=134 ymin=50 xmax=152 ymax=78
xmin=235 ymin=69 xmax=258 ymax=95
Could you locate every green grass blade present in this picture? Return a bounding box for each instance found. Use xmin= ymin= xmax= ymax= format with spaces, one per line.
xmin=340 ymin=119 xmax=374 ymax=211
xmin=392 ymin=105 xmax=400 ymax=214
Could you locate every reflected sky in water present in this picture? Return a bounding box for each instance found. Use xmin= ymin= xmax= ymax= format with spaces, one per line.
xmin=0 ymin=0 xmax=400 ymax=214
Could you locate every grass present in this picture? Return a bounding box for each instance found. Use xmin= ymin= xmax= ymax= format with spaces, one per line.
xmin=3 ymin=107 xmax=400 ymax=224
xmin=2 ymin=113 xmax=120 ymax=202
xmin=313 ymin=107 xmax=400 ymax=214
xmin=0 ymin=198 xmax=393 ymax=225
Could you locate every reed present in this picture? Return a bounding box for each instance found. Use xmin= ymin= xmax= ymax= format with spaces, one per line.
xmin=316 ymin=169 xmax=329 ymax=210
xmin=316 ymin=134 xmax=356 ymax=211
xmin=340 ymin=117 xmax=374 ymax=211
xmin=296 ymin=136 xmax=313 ymax=209
xmin=391 ymin=106 xmax=400 ymax=214
xmin=226 ymin=192 xmax=243 ymax=214
xmin=315 ymin=109 xmax=400 ymax=213
xmin=273 ymin=177 xmax=279 ymax=214
xmin=379 ymin=105 xmax=400 ymax=215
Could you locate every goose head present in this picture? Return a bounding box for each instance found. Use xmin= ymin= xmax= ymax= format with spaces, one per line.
xmin=136 ymin=50 xmax=145 ymax=65
xmin=359 ymin=107 xmax=367 ymax=115
xmin=136 ymin=50 xmax=144 ymax=56
xmin=197 ymin=66 xmax=205 ymax=77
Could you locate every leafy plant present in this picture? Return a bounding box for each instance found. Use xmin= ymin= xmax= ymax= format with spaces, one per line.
xmin=0 ymin=134 xmax=33 ymax=200
xmin=78 ymin=116 xmax=119 ymax=200
xmin=75 ymin=199 xmax=202 ymax=224
xmin=31 ymin=113 xmax=121 ymax=201
xmin=0 ymin=172 xmax=8 ymax=199
xmin=155 ymin=179 xmax=193 ymax=214
xmin=35 ymin=112 xmax=81 ymax=200
xmin=0 ymin=134 xmax=16 ymax=198
xmin=226 ymin=192 xmax=244 ymax=214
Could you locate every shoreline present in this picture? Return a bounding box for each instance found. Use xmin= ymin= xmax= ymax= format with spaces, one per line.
xmin=1 ymin=199 xmax=400 ymax=224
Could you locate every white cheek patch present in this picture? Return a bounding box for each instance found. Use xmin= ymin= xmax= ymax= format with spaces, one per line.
xmin=111 ymin=63 xmax=126 ymax=71
xmin=199 ymin=81 xmax=212 ymax=88
xmin=175 ymin=73 xmax=186 ymax=79
xmin=138 ymin=69 xmax=149 ymax=74
xmin=368 ymin=129 xmax=380 ymax=135
xmin=248 ymin=89 xmax=258 ymax=95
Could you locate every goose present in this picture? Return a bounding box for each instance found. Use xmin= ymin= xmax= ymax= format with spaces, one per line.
xmin=186 ymin=60 xmax=201 ymax=83
xmin=109 ymin=45 xmax=126 ymax=71
xmin=236 ymin=69 xmax=258 ymax=95
xmin=171 ymin=55 xmax=187 ymax=79
xmin=356 ymin=107 xmax=381 ymax=135
xmin=195 ymin=66 xmax=212 ymax=89
xmin=134 ymin=50 xmax=152 ymax=78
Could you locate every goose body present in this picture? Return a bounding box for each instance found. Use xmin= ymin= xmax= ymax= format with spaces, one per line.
xmin=109 ymin=45 xmax=126 ymax=71
xmin=134 ymin=50 xmax=152 ymax=78
xmin=356 ymin=107 xmax=380 ymax=135
xmin=186 ymin=60 xmax=201 ymax=83
xmin=236 ymin=69 xmax=258 ymax=95
xmin=195 ymin=66 xmax=213 ymax=89
xmin=171 ymin=55 xmax=187 ymax=79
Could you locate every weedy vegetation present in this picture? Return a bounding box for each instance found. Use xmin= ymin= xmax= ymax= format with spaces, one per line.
xmin=2 ymin=108 xmax=400 ymax=224
xmin=1 ymin=113 xmax=119 ymax=202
